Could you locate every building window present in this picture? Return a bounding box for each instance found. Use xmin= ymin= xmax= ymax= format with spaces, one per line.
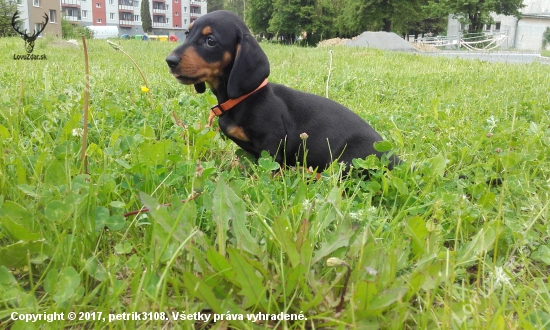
xmin=82 ymin=10 xmax=87 ymax=18
xmin=184 ymin=6 xmax=187 ymax=13
xmin=175 ymin=24 xmax=178 ymax=27
xmin=109 ymin=13 xmax=115 ymax=19
xmin=175 ymin=0 xmax=178 ymax=2
xmin=109 ymin=0 xmax=114 ymax=4
xmin=97 ymin=18 xmax=102 ymax=23
xmin=175 ymin=12 xmax=178 ymax=16
xmin=134 ymin=1 xmax=138 ymax=6
xmin=33 ymin=0 xmax=40 ymax=7
xmin=184 ymin=19 xmax=186 ymax=24
xmin=485 ymin=24 xmax=491 ymax=31
xmin=49 ymin=10 xmax=56 ymax=23
xmin=34 ymin=23 xmax=44 ymax=32
xmin=96 ymin=3 xmax=101 ymax=7
xmin=134 ymin=15 xmax=139 ymax=21
xmin=495 ymin=22 xmax=501 ymax=31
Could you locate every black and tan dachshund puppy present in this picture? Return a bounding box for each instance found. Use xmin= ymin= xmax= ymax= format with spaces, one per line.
xmin=166 ymin=10 xmax=400 ymax=174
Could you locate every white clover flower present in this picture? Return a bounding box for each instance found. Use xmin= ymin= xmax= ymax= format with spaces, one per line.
xmin=490 ymin=266 xmax=512 ymax=288
xmin=366 ymin=206 xmax=377 ymax=216
xmin=349 ymin=210 xmax=364 ymax=221
xmin=72 ymin=128 xmax=84 ymax=137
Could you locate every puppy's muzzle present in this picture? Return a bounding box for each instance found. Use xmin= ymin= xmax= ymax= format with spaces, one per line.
xmin=165 ymin=54 xmax=180 ymax=70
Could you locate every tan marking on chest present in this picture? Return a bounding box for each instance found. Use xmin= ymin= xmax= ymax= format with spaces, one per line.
xmin=226 ymin=125 xmax=249 ymax=142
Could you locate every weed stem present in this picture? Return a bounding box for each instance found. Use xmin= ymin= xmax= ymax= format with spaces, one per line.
xmin=81 ymin=36 xmax=89 ymax=174
xmin=326 ymin=50 xmax=333 ymax=98
xmin=107 ymin=40 xmax=154 ymax=106
xmin=336 ymin=261 xmax=351 ymax=313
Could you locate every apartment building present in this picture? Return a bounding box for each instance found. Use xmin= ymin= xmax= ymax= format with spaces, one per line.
xmin=9 ymin=0 xmax=62 ymax=37
xmin=77 ymin=0 xmax=206 ymax=38
xmin=8 ymin=0 xmax=206 ymax=39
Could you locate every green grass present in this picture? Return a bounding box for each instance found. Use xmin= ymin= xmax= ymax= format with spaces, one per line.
xmin=0 ymin=37 xmax=549 ymax=329
xmin=542 ymin=50 xmax=550 ymax=57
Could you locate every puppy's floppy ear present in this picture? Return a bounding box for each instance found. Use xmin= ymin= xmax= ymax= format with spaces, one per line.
xmin=194 ymin=82 xmax=206 ymax=93
xmin=227 ymin=31 xmax=270 ymax=99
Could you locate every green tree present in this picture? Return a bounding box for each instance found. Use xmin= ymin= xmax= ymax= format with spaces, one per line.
xmin=245 ymin=0 xmax=273 ymax=36
xmin=0 ymin=1 xmax=18 ymax=37
xmin=268 ymin=0 xmax=336 ymax=45
xmin=430 ymin=0 xmax=524 ymax=33
xmin=268 ymin=0 xmax=301 ymax=43
xmin=299 ymin=0 xmax=336 ymax=44
xmin=335 ymin=0 xmax=428 ymax=37
xmin=399 ymin=2 xmax=447 ymax=39
xmin=225 ymin=0 xmax=245 ymax=19
xmin=543 ymin=27 xmax=550 ymax=49
xmin=405 ymin=15 xmax=448 ymax=39
xmin=207 ymin=0 xmax=245 ymax=20
xmin=141 ymin=0 xmax=152 ymax=33
xmin=207 ymin=0 xmax=224 ymax=12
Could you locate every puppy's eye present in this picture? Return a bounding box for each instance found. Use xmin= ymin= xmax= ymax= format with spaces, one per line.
xmin=206 ymin=36 xmax=217 ymax=47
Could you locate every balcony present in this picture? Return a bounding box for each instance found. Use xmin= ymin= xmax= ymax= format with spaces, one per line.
xmin=153 ymin=21 xmax=167 ymax=27
xmin=119 ymin=20 xmax=134 ymax=27
xmin=61 ymin=0 xmax=81 ymax=7
xmin=64 ymin=15 xmax=81 ymax=22
xmin=119 ymin=5 xmax=134 ymax=12
xmin=190 ymin=5 xmax=201 ymax=16
xmin=152 ymin=8 xmax=166 ymax=14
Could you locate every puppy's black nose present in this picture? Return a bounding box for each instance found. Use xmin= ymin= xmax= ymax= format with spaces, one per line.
xmin=166 ymin=54 xmax=180 ymax=69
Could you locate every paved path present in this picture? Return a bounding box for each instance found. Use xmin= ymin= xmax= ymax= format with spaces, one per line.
xmin=421 ymin=51 xmax=550 ymax=64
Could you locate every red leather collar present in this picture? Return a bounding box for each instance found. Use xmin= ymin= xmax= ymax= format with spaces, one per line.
xmin=207 ymin=79 xmax=268 ymax=127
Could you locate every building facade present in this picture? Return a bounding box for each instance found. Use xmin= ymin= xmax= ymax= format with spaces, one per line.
xmin=447 ymin=0 xmax=550 ymax=50
xmin=79 ymin=0 xmax=206 ymax=39
xmin=9 ymin=0 xmax=63 ymax=38
xmin=7 ymin=0 xmax=206 ymax=39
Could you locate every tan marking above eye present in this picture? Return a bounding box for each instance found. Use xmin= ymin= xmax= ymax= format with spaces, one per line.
xmin=202 ymin=26 xmax=212 ymax=35
xmin=226 ymin=125 xmax=249 ymax=142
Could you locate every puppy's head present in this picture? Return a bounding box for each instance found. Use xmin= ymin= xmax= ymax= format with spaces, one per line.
xmin=165 ymin=10 xmax=270 ymax=98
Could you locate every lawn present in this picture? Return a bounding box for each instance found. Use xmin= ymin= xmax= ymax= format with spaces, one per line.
xmin=0 ymin=36 xmax=549 ymax=329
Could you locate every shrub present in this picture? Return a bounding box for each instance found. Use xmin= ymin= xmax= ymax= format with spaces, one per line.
xmin=61 ymin=19 xmax=94 ymax=39
xmin=542 ymin=27 xmax=550 ymax=49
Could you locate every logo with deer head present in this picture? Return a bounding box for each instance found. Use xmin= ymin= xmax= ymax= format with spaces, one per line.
xmin=11 ymin=10 xmax=49 ymax=54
